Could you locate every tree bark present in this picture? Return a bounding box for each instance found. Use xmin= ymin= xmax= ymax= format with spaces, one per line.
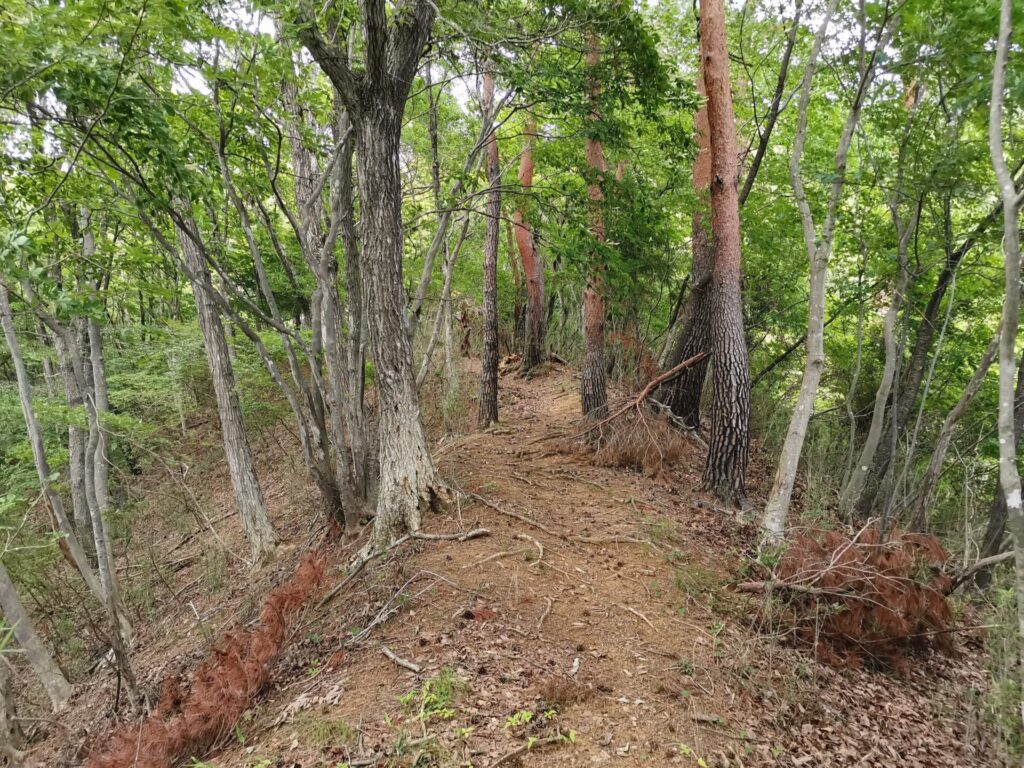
xmin=478 ymin=66 xmax=500 ymax=428
xmin=0 ymin=283 xmax=105 ymax=604
xmin=299 ymin=0 xmax=440 ymax=550
xmin=581 ymin=29 xmax=608 ymax=419
xmin=174 ymin=217 xmax=278 ymax=563
xmin=699 ymin=0 xmax=751 ymax=504
xmin=660 ymin=66 xmax=713 ymax=430
xmin=912 ymin=331 xmax=999 ymax=531
xmin=988 ymin=0 xmax=1024 ymax=724
xmin=514 ymin=118 xmax=546 ymax=372
xmin=762 ymin=0 xmax=844 ymax=536
xmin=0 ymin=558 xmax=71 ymax=711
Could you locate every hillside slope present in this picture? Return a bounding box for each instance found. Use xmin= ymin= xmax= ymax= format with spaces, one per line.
xmin=37 ymin=365 xmax=992 ymax=768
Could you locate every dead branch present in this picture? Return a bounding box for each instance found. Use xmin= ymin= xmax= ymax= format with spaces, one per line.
xmin=947 ymin=549 xmax=1014 ymax=593
xmin=465 ymin=491 xmax=560 ymax=536
xmin=381 ymin=646 xmax=422 ymax=674
xmin=538 ymin=597 xmax=554 ymax=631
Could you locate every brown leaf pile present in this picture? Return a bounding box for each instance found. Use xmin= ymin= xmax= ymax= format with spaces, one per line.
xmin=770 ymin=526 xmax=953 ymax=674
xmin=86 ymin=551 xmax=327 ymax=768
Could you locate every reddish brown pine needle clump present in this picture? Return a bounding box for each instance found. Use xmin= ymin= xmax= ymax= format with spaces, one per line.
xmin=86 ymin=552 xmax=326 ymax=768
xmin=769 ymin=526 xmax=954 ymax=674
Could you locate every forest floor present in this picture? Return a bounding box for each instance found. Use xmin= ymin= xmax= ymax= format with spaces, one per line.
xmin=34 ymin=363 xmax=996 ymax=768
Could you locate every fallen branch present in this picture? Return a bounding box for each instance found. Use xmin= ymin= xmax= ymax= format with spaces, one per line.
xmin=488 ymin=731 xmax=568 ymax=767
xmin=947 ymin=550 xmax=1015 ymax=593
xmin=568 ymin=351 xmax=709 ymax=441
xmin=537 ymin=597 xmax=554 ymax=631
xmin=317 ymin=528 xmax=490 ymax=609
xmin=381 ymin=646 xmax=422 ymax=674
xmin=516 ymin=533 xmax=544 ymax=565
xmin=465 ymin=492 xmax=559 ymax=536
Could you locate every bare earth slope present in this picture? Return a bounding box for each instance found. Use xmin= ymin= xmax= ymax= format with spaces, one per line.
xmin=40 ymin=364 xmax=993 ymax=768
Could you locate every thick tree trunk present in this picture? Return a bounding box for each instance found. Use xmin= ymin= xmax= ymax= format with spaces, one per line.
xmin=514 ymin=118 xmax=546 ymax=372
xmin=699 ymin=0 xmax=751 ymax=504
xmin=479 ymin=68 xmax=500 ymax=428
xmin=357 ymin=106 xmax=443 ymax=550
xmin=0 ymin=284 xmax=104 ymax=604
xmin=0 ymin=558 xmax=71 ymax=711
xmin=660 ymin=71 xmax=713 ymax=429
xmin=581 ymin=30 xmax=609 ymax=419
xmin=175 ymin=220 xmax=278 ymax=563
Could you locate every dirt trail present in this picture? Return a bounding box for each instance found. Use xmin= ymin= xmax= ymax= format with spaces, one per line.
xmin=210 ymin=365 xmax=989 ymax=768
xmin=46 ymin=365 xmax=994 ymax=768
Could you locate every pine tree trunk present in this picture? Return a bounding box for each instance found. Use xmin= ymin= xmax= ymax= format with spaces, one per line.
xmin=581 ymin=30 xmax=608 ymax=419
xmin=699 ymin=0 xmax=750 ymax=504
xmin=660 ymin=71 xmax=713 ymax=428
xmin=175 ymin=219 xmax=278 ymax=563
xmin=478 ymin=67 xmax=500 ymax=428
xmin=514 ymin=118 xmax=546 ymax=372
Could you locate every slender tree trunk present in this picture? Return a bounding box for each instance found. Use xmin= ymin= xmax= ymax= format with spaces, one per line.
xmin=514 ymin=118 xmax=546 ymax=372
xmin=336 ymin=105 xmax=370 ymax=502
xmin=581 ymin=30 xmax=608 ymax=419
xmin=0 ymin=283 xmax=104 ymax=604
xmin=700 ymin=0 xmax=751 ymax=504
xmin=762 ymin=0 xmax=841 ymax=535
xmin=478 ymin=66 xmax=500 ymax=428
xmin=0 ymin=558 xmax=71 ymax=711
xmin=53 ymin=329 xmax=93 ymax=554
xmin=174 ymin=219 xmax=278 ymax=563
xmin=912 ymin=332 xmax=1000 ymax=531
xmin=660 ymin=66 xmax=713 ymax=429
xmin=989 ymin=0 xmax=1024 ymax=724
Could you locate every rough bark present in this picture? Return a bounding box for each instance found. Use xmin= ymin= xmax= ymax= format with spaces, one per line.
xmin=0 ymin=558 xmax=71 ymax=711
xmin=298 ymin=0 xmax=441 ymax=551
xmin=699 ymin=0 xmax=751 ymax=504
xmin=478 ymin=67 xmax=500 ymax=428
xmin=514 ymin=118 xmax=546 ymax=372
xmin=660 ymin=63 xmax=713 ymax=429
xmin=174 ymin=218 xmax=278 ymax=563
xmin=581 ymin=30 xmax=609 ymax=419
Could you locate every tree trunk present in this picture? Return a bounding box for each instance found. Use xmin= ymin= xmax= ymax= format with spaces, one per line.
xmin=581 ymin=30 xmax=608 ymax=419
xmin=0 ymin=558 xmax=71 ymax=711
xmin=336 ymin=105 xmax=370 ymax=502
xmin=913 ymin=332 xmax=999 ymax=531
xmin=762 ymin=0 xmax=841 ymax=536
xmin=52 ymin=328 xmax=93 ymax=555
xmin=699 ymin=0 xmax=751 ymax=504
xmin=976 ymin=346 xmax=1024 ymax=586
xmin=660 ymin=68 xmax=713 ymax=429
xmin=0 ymin=283 xmax=104 ymax=604
xmin=357 ymin=105 xmax=444 ymax=550
xmin=478 ymin=67 xmax=500 ymax=428
xmin=989 ymin=0 xmax=1024 ymax=724
xmin=175 ymin=219 xmax=278 ymax=563
xmin=515 ymin=118 xmax=546 ymax=372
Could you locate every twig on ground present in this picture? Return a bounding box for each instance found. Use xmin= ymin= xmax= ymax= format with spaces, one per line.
xmin=538 ymin=597 xmax=554 ymax=631
xmin=317 ymin=528 xmax=490 ymax=609
xmin=516 ymin=533 xmax=544 ymax=565
xmin=488 ymin=732 xmax=567 ymax=767
xmin=465 ymin=492 xmax=559 ymax=536
xmin=381 ymin=646 xmax=422 ymax=673
xmin=616 ymin=603 xmax=654 ymax=628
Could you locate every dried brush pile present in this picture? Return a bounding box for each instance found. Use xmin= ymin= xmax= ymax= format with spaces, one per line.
xmin=744 ymin=526 xmax=955 ymax=674
xmin=87 ymin=551 xmax=327 ymax=768
xmin=570 ymin=409 xmax=690 ymax=477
